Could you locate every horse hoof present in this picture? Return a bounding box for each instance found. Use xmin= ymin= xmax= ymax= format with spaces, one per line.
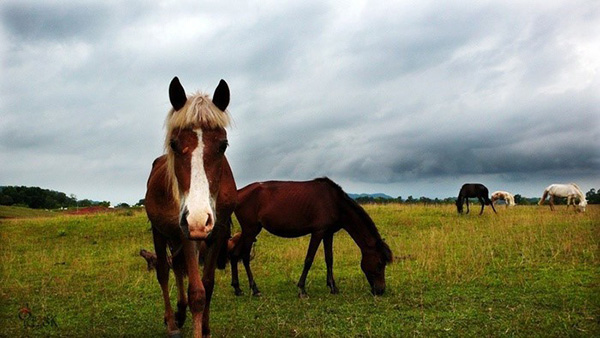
xmin=252 ymin=291 xmax=262 ymax=297
xmin=175 ymin=311 xmax=186 ymax=328
xmin=168 ymin=330 xmax=182 ymax=338
xmin=330 ymin=288 xmax=339 ymax=295
xmin=234 ymin=289 xmax=244 ymax=296
xmin=175 ymin=318 xmax=185 ymax=329
xmin=298 ymin=292 xmax=309 ymax=299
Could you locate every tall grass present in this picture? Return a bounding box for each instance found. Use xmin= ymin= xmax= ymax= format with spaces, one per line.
xmin=1 ymin=205 xmax=598 ymax=337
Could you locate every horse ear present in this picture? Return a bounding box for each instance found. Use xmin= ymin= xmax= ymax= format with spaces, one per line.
xmin=169 ymin=77 xmax=187 ymax=111
xmin=212 ymin=79 xmax=230 ymax=112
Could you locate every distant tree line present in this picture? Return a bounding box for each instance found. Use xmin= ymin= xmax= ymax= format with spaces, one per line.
xmin=585 ymin=189 xmax=600 ymax=204
xmin=2 ymin=185 xmax=597 ymax=209
xmin=355 ymin=195 xmax=459 ymax=205
xmin=354 ymin=189 xmax=600 ymax=205
xmin=0 ymin=186 xmax=110 ymax=209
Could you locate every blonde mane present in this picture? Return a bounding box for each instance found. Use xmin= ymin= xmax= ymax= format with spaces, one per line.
xmin=164 ymin=92 xmax=231 ymax=204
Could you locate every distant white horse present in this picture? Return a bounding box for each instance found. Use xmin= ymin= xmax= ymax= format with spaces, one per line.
xmin=539 ymin=183 xmax=587 ymax=212
xmin=491 ymin=191 xmax=516 ymax=207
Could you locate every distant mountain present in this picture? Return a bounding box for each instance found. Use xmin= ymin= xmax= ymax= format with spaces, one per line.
xmin=348 ymin=193 xmax=395 ymax=200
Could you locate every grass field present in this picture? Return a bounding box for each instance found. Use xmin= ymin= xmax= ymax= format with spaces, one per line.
xmin=0 ymin=204 xmax=598 ymax=337
xmin=0 ymin=205 xmax=59 ymax=219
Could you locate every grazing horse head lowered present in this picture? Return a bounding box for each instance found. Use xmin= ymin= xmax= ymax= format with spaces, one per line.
xmin=456 ymin=183 xmax=497 ymax=215
xmin=230 ymin=178 xmax=393 ymax=298
xmin=491 ymin=191 xmax=516 ymax=207
xmin=145 ymin=77 xmax=237 ymax=338
xmin=539 ymin=183 xmax=587 ymax=212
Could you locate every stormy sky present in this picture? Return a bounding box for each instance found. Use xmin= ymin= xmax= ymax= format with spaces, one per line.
xmin=1 ymin=0 xmax=599 ymax=205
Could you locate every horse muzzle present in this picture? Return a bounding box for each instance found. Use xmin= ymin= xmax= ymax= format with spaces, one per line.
xmin=179 ymin=206 xmax=214 ymax=240
xmin=367 ymin=276 xmax=386 ymax=296
xmin=371 ymin=284 xmax=386 ymax=296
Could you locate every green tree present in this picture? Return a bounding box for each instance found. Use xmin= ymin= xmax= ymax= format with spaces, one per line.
xmin=586 ymin=188 xmax=600 ymax=204
xmin=514 ymin=194 xmax=525 ymax=205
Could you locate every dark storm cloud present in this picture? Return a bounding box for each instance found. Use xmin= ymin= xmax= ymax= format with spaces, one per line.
xmin=1 ymin=0 xmax=598 ymax=203
xmin=2 ymin=2 xmax=113 ymax=42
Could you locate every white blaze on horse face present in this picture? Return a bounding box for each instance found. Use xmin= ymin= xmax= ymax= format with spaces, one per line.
xmin=182 ymin=129 xmax=215 ymax=240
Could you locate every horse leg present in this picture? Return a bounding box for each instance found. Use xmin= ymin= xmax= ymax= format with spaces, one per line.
xmin=238 ymin=223 xmax=262 ymax=296
xmin=549 ymin=195 xmax=555 ymax=211
xmin=181 ymin=239 xmax=204 ymax=338
xmin=229 ymin=233 xmax=243 ymax=296
xmin=152 ymin=230 xmax=180 ymax=337
xmin=566 ymin=196 xmax=572 ymax=210
xmin=200 ymin=234 xmax=222 ymax=337
xmin=478 ymin=197 xmax=485 ymax=215
xmin=242 ymin=244 xmax=261 ymax=296
xmin=297 ymin=233 xmax=324 ymax=297
xmin=172 ymin=253 xmax=188 ymax=329
xmin=488 ymin=198 xmax=497 ymax=214
xmin=465 ymin=198 xmax=470 ymax=214
xmin=230 ymin=255 xmax=243 ymax=296
xmin=323 ymin=232 xmax=338 ymax=294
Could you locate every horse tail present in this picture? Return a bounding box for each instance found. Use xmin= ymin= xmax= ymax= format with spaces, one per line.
xmin=539 ymin=189 xmax=549 ymax=205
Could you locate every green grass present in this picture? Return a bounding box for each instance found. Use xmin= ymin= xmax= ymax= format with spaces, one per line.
xmin=0 ymin=205 xmax=598 ymax=337
xmin=0 ymin=205 xmax=59 ymax=219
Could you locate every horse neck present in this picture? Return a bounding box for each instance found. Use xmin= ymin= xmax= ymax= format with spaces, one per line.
xmin=339 ymin=203 xmax=381 ymax=254
xmin=572 ymin=186 xmax=586 ymax=201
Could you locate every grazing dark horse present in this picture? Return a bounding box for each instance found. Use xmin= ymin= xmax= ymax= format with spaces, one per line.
xmin=145 ymin=77 xmax=237 ymax=338
xmin=456 ymin=183 xmax=497 ymax=215
xmin=230 ymin=178 xmax=393 ymax=297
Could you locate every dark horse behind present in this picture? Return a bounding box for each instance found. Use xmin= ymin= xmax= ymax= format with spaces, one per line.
xmin=230 ymin=177 xmax=393 ymax=297
xmin=456 ymin=183 xmax=497 ymax=215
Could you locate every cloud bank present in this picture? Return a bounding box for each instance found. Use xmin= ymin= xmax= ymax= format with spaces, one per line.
xmin=1 ymin=0 xmax=599 ymax=203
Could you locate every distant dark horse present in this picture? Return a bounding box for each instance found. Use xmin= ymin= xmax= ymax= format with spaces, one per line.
xmin=230 ymin=178 xmax=393 ymax=297
xmin=456 ymin=183 xmax=497 ymax=215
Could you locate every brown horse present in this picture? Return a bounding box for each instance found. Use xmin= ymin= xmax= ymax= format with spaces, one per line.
xmin=145 ymin=77 xmax=237 ymax=338
xmin=230 ymin=178 xmax=393 ymax=297
xmin=456 ymin=183 xmax=497 ymax=215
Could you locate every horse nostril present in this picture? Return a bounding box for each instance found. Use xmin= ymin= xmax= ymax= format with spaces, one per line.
xmin=206 ymin=213 xmax=213 ymax=228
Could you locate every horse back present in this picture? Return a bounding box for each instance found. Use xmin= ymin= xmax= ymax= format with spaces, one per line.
xmin=460 ymin=183 xmax=491 ymax=199
xmin=236 ymin=180 xmax=341 ymax=237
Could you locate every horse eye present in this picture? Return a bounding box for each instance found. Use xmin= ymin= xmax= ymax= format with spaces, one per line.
xmin=169 ymin=140 xmax=190 ymax=154
xmin=219 ymin=140 xmax=229 ymax=154
xmin=169 ymin=140 xmax=179 ymax=152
